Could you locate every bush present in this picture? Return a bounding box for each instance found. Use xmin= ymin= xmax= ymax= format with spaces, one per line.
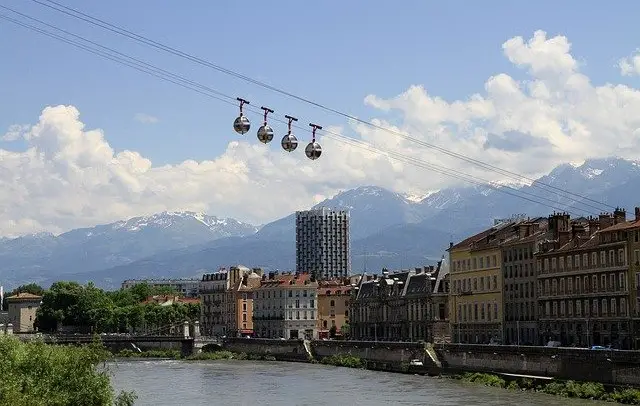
xmin=0 ymin=335 xmax=135 ymax=406
xmin=320 ymin=354 xmax=364 ymax=369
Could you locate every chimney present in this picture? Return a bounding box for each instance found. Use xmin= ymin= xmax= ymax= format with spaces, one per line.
xmin=261 ymin=274 xmax=266 ymax=282
xmin=635 ymin=207 xmax=640 ymax=222
xmin=449 ymin=241 xmax=454 ymax=249
xmin=268 ymin=272 xmax=275 ymax=280
xmin=599 ymin=213 xmax=614 ymax=229
xmin=558 ymin=230 xmax=571 ymax=247
xmin=614 ymin=207 xmax=627 ymax=224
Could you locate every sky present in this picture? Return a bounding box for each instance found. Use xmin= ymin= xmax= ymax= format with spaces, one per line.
xmin=3 ymin=0 xmax=640 ymax=236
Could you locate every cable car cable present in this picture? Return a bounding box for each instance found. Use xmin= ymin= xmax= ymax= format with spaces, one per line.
xmin=0 ymin=10 xmax=602 ymax=217
xmin=22 ymin=0 xmax=616 ymax=211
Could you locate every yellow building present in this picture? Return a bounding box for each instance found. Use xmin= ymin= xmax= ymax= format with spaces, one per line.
xmin=449 ymin=224 xmax=510 ymax=344
xmin=6 ymin=292 xmax=42 ymax=333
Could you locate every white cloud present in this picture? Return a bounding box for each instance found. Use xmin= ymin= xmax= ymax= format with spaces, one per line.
xmin=2 ymin=124 xmax=30 ymax=141
xmin=619 ymin=51 xmax=640 ymax=77
xmin=134 ymin=113 xmax=159 ymax=124
xmin=4 ymin=30 xmax=640 ymax=236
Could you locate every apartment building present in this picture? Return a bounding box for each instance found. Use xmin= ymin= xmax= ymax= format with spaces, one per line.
xmin=121 ymin=278 xmax=200 ymax=298
xmin=537 ymin=209 xmax=635 ymax=349
xmin=253 ymin=272 xmax=319 ymax=339
xmin=199 ymin=266 xmax=262 ymax=337
xmin=296 ymin=208 xmax=350 ymax=280
xmin=349 ymin=260 xmax=448 ymax=342
xmin=449 ymin=223 xmax=508 ymax=344
xmin=317 ymin=279 xmax=352 ymax=339
xmin=501 ymin=218 xmax=549 ymax=345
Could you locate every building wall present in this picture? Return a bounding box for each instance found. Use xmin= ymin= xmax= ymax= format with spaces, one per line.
xmin=317 ymin=286 xmax=350 ymax=337
xmin=450 ymin=247 xmax=503 ymax=344
xmin=502 ymin=240 xmax=539 ymax=345
xmin=254 ymin=274 xmax=319 ymax=340
xmin=295 ymin=208 xmax=350 ymax=280
xmin=7 ymin=300 xmax=39 ymax=333
xmin=537 ymin=228 xmax=633 ymax=349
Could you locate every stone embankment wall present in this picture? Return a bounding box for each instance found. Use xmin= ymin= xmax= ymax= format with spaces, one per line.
xmin=311 ymin=340 xmax=438 ymax=373
xmin=437 ymin=344 xmax=640 ymax=387
xmin=222 ymin=338 xmax=310 ymax=362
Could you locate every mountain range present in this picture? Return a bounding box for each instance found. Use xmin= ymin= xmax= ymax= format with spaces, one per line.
xmin=2 ymin=157 xmax=640 ymax=290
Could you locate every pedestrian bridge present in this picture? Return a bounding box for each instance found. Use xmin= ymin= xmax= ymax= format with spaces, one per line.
xmin=16 ymin=321 xmax=221 ymax=356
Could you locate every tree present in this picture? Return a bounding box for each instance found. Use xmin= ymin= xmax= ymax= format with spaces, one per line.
xmin=329 ymin=325 xmax=338 ymax=338
xmin=341 ymin=323 xmax=350 ymax=339
xmin=0 ymin=335 xmax=136 ymax=405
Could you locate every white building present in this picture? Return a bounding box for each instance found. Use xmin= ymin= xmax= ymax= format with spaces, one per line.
xmin=121 ymin=278 xmax=200 ymax=297
xmin=295 ymin=208 xmax=350 ymax=280
xmin=253 ymin=272 xmax=319 ymax=340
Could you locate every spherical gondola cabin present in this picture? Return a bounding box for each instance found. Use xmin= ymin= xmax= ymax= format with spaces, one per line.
xmin=305 ymin=141 xmax=322 ymax=160
xmin=257 ymin=106 xmax=275 ymax=144
xmin=281 ymin=133 xmax=298 ymax=152
xmin=233 ymin=97 xmax=251 ymax=135
xmin=233 ymin=115 xmax=250 ymax=135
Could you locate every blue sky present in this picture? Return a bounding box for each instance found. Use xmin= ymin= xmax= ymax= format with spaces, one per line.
xmin=2 ymin=0 xmax=640 ymax=165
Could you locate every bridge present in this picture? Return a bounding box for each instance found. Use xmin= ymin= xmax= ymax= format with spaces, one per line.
xmin=16 ymin=321 xmax=221 ymax=357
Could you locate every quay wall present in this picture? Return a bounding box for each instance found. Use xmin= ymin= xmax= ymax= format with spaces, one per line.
xmin=220 ymin=339 xmax=640 ymax=386
xmin=222 ymin=338 xmax=310 ymax=362
xmin=310 ymin=340 xmax=438 ymax=373
xmin=437 ymin=344 xmax=640 ymax=387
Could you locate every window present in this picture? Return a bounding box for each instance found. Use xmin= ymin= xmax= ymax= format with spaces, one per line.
xmin=559 ymin=257 xmax=565 ymax=270
xmin=619 ymin=273 xmax=626 ymax=291
xmin=611 ymin=299 xmax=617 ymax=316
xmin=330 ymin=300 xmax=335 ymax=307
xmin=493 ymin=275 xmax=498 ymax=290
xmin=574 ymin=255 xmax=580 ymax=269
xmin=621 ymin=298 xmax=627 ymax=316
xmin=592 ymin=252 xmax=597 ymax=268
xmin=494 ymin=303 xmax=498 ymax=320
xmin=601 ymin=275 xmax=606 ymax=291
xmin=601 ymin=299 xmax=607 ymax=316
xmin=601 ymin=251 xmax=606 ymax=266
xmin=583 ymin=253 xmax=588 ymax=268
xmin=568 ymin=277 xmax=573 ymax=294
xmin=567 ymin=256 xmax=573 ymax=269
xmin=552 ymin=258 xmax=557 ymax=271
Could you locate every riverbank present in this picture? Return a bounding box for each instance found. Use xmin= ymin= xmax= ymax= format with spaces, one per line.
xmin=117 ymin=347 xmax=640 ymax=404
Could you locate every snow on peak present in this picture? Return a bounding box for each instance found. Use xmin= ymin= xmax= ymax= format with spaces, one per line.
xmin=402 ymin=190 xmax=438 ymax=203
xmin=111 ymin=211 xmax=255 ymax=234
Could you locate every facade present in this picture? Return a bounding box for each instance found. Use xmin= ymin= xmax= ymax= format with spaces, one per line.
xmin=317 ymin=279 xmax=352 ymax=339
xmin=253 ymin=272 xmax=319 ymax=339
xmin=349 ymin=260 xmax=448 ymax=342
xmin=537 ymin=210 xmax=635 ymax=349
xmin=449 ymin=224 xmax=507 ymax=344
xmin=502 ymin=218 xmax=549 ymax=345
xmin=296 ymin=208 xmax=350 ymax=280
xmin=121 ymin=278 xmax=200 ymax=297
xmin=199 ymin=266 xmax=262 ymax=337
xmin=6 ymin=292 xmax=42 ymax=333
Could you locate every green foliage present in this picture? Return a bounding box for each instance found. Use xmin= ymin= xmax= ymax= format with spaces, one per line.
xmin=459 ymin=372 xmax=506 ymax=388
xmin=0 ymin=335 xmax=135 ymax=406
xmin=455 ymin=372 xmax=640 ymax=404
xmin=116 ymin=349 xmax=181 ymax=359
xmin=320 ymin=354 xmax=364 ymax=369
xmin=329 ymin=325 xmax=337 ymax=338
xmin=35 ymin=281 xmax=200 ymax=334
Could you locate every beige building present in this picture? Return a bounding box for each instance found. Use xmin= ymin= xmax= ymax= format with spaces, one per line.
xmin=253 ymin=272 xmax=319 ymax=340
xmin=7 ymin=293 xmax=42 ymax=333
xmin=317 ymin=279 xmax=352 ymax=339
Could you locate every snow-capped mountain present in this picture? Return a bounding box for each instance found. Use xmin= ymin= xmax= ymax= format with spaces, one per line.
xmin=0 ymin=211 xmax=258 ymax=287
xmin=5 ymin=157 xmax=640 ymax=289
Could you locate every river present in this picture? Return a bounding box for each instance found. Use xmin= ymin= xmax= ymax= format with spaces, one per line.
xmin=110 ymin=360 xmax=608 ymax=406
